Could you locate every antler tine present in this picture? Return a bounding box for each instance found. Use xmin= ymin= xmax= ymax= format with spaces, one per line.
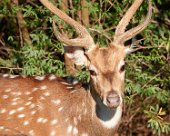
xmin=116 ymin=0 xmax=152 ymax=44
xmin=113 ymin=0 xmax=152 ymax=45
xmin=39 ymin=0 xmax=95 ymax=50
xmin=114 ymin=0 xmax=143 ymax=38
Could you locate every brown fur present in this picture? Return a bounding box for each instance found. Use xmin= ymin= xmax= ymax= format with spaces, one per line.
xmin=0 ymin=75 xmax=119 ymax=136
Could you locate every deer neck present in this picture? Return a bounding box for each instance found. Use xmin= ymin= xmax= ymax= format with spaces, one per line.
xmin=89 ymin=84 xmax=122 ymax=129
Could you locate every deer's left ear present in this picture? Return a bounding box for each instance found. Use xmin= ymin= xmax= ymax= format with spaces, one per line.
xmin=64 ymin=46 xmax=89 ymax=67
xmin=125 ymin=46 xmax=135 ymax=55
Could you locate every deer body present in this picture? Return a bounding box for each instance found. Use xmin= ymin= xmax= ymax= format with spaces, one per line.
xmin=0 ymin=74 xmax=121 ymax=136
xmin=0 ymin=0 xmax=152 ymax=135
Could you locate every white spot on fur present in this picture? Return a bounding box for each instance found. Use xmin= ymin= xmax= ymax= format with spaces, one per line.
xmin=11 ymin=91 xmax=22 ymax=96
xmin=29 ymin=130 xmax=35 ymax=136
xmin=67 ymin=125 xmax=73 ymax=134
xmin=51 ymin=119 xmax=58 ymax=125
xmin=58 ymin=107 xmax=63 ymax=112
xmin=4 ymin=88 xmax=11 ymax=93
xmin=18 ymin=92 xmax=22 ymax=96
xmin=40 ymin=96 xmax=45 ymax=100
xmin=17 ymin=107 xmax=24 ymax=111
xmin=25 ymin=91 xmax=31 ymax=95
xmin=70 ymin=90 xmax=78 ymax=94
xmin=31 ymin=110 xmax=36 ymax=115
xmin=29 ymin=104 xmax=36 ymax=109
xmin=36 ymin=117 xmax=48 ymax=123
xmin=2 ymin=95 xmax=9 ymax=99
xmin=50 ymin=130 xmax=56 ymax=136
xmin=74 ymin=117 xmax=78 ymax=125
xmin=51 ymin=99 xmax=61 ymax=106
xmin=84 ymin=109 xmax=87 ymax=115
xmin=9 ymin=75 xmax=19 ymax=78
xmin=9 ymin=110 xmax=16 ymax=115
xmin=23 ymin=121 xmax=29 ymax=126
xmin=32 ymin=87 xmax=38 ymax=92
xmin=82 ymin=103 xmax=85 ymax=107
xmin=61 ymin=82 xmax=70 ymax=85
xmin=12 ymin=97 xmax=20 ymax=102
xmin=21 ymin=75 xmax=27 ymax=78
xmin=2 ymin=74 xmax=9 ymax=77
xmin=67 ymin=86 xmax=74 ymax=89
xmin=11 ymin=102 xmax=18 ymax=106
xmin=73 ymin=127 xmax=78 ymax=135
xmin=18 ymin=114 xmax=26 ymax=118
xmin=43 ymin=92 xmax=50 ymax=97
xmin=81 ymin=133 xmax=89 ymax=136
xmin=28 ymin=97 xmax=33 ymax=100
xmin=0 ymin=126 xmax=5 ymax=130
xmin=40 ymin=85 xmax=47 ymax=90
xmin=42 ymin=118 xmax=48 ymax=123
xmin=72 ymin=79 xmax=79 ymax=85
xmin=35 ymin=76 xmax=45 ymax=80
xmin=25 ymin=101 xmax=32 ymax=106
xmin=37 ymin=117 xmax=44 ymax=123
xmin=49 ymin=75 xmax=57 ymax=80
xmin=65 ymin=118 xmax=69 ymax=122
xmin=78 ymin=115 xmax=81 ymax=121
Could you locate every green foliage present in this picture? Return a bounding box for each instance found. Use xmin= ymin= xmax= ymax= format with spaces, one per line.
xmin=21 ymin=44 xmax=65 ymax=76
xmin=0 ymin=0 xmax=169 ymax=135
xmin=76 ymin=68 xmax=90 ymax=83
xmin=144 ymin=105 xmax=170 ymax=135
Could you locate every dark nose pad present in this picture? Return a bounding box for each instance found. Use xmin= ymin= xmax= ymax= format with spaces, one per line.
xmin=106 ymin=90 xmax=120 ymax=108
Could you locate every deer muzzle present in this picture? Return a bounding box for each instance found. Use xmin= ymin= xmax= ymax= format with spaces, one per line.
xmin=106 ymin=90 xmax=121 ymax=108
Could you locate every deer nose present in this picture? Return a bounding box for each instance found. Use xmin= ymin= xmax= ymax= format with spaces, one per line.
xmin=106 ymin=90 xmax=120 ymax=108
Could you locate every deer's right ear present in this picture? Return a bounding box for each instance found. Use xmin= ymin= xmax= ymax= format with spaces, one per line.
xmin=64 ymin=46 xmax=89 ymax=67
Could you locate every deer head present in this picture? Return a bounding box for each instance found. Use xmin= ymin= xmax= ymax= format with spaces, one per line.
xmin=39 ymin=0 xmax=152 ymax=109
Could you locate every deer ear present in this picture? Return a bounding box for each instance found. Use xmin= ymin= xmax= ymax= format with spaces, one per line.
xmin=64 ymin=46 xmax=89 ymax=67
xmin=125 ymin=46 xmax=134 ymax=54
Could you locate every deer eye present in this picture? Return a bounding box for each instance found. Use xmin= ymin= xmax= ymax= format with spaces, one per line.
xmin=89 ymin=65 xmax=98 ymax=76
xmin=89 ymin=70 xmax=97 ymax=76
xmin=120 ymin=64 xmax=125 ymax=72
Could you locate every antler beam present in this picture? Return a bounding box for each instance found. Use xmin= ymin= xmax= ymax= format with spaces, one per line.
xmin=113 ymin=0 xmax=152 ymax=45
xmin=40 ymin=0 xmax=95 ymax=50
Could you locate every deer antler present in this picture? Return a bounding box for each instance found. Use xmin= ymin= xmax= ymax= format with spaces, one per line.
xmin=113 ymin=0 xmax=152 ymax=45
xmin=39 ymin=0 xmax=95 ymax=50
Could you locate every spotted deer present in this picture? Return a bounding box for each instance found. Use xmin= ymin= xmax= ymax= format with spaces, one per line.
xmin=0 ymin=0 xmax=152 ymax=136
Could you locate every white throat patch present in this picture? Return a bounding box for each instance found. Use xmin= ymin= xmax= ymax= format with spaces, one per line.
xmin=100 ymin=105 xmax=122 ymax=129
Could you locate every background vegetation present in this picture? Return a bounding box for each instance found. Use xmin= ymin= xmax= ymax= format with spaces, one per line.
xmin=0 ymin=0 xmax=169 ymax=135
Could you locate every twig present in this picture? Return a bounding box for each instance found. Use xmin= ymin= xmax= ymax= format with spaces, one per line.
xmin=89 ymin=28 xmax=112 ymax=42
xmin=19 ymin=25 xmax=24 ymax=47
xmin=12 ymin=0 xmax=32 ymax=46
xmin=0 ymin=38 xmax=6 ymax=46
xmin=141 ymin=66 xmax=165 ymax=89
xmin=26 ymin=0 xmax=37 ymax=7
xmin=125 ymin=107 xmax=140 ymax=125
xmin=68 ymin=0 xmax=75 ymax=19
xmin=0 ymin=66 xmax=23 ymax=70
xmin=141 ymin=73 xmax=161 ymax=89
xmin=165 ymin=18 xmax=170 ymax=26
xmin=104 ymin=25 xmax=116 ymax=32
